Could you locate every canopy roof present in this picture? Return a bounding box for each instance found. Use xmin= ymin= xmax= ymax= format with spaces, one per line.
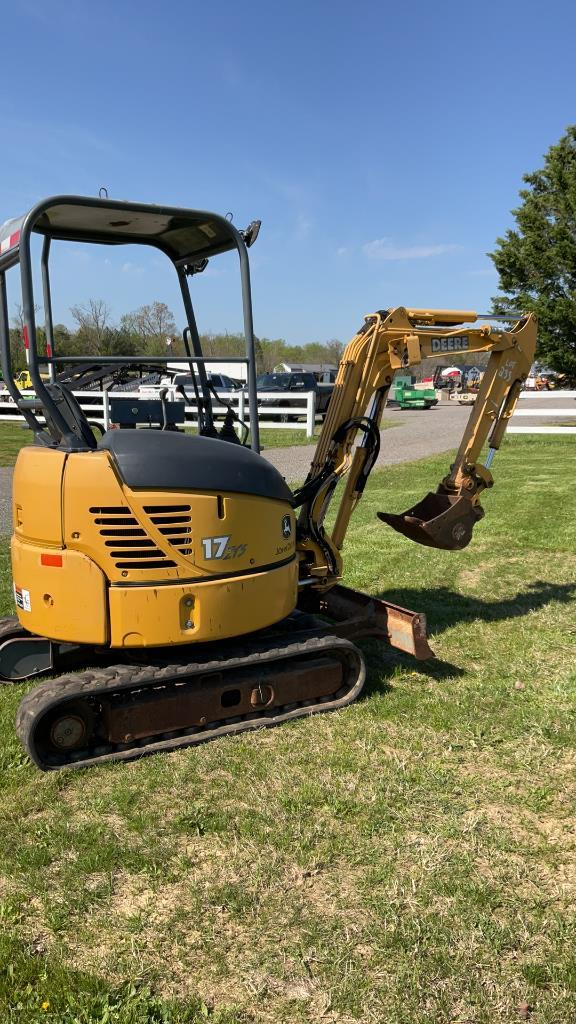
xmin=0 ymin=195 xmax=242 ymax=264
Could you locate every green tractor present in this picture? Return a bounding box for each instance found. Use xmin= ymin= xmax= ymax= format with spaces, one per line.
xmin=392 ymin=375 xmax=438 ymax=410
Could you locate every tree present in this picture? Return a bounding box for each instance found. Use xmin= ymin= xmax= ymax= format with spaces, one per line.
xmin=490 ymin=126 xmax=576 ymax=376
xmin=8 ymin=328 xmax=26 ymax=372
xmin=258 ymin=338 xmax=288 ymax=372
xmin=199 ymin=332 xmax=246 ymax=358
xmin=129 ymin=301 xmax=178 ymax=355
xmin=70 ymin=299 xmax=111 ymax=355
xmin=323 ymin=339 xmax=344 ymax=364
xmin=99 ymin=327 xmax=138 ymax=357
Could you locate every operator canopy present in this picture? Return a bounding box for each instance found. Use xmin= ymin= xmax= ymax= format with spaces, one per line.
xmin=0 ymin=196 xmax=253 ymax=264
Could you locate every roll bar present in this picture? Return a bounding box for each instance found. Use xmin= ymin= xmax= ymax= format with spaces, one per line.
xmin=0 ymin=195 xmax=261 ymax=451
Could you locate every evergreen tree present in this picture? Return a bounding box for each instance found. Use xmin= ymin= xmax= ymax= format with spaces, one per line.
xmin=490 ymin=126 xmax=576 ymax=376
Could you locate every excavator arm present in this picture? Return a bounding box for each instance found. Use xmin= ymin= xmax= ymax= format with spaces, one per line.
xmin=296 ymin=307 xmax=537 ymax=588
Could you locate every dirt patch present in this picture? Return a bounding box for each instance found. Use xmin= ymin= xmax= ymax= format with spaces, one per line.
xmin=16 ymin=894 xmax=57 ymax=957
xmin=60 ymin=850 xmax=374 ymax=1011
xmin=0 ymin=873 xmax=14 ymax=900
xmin=467 ymin=799 xmax=575 ymax=840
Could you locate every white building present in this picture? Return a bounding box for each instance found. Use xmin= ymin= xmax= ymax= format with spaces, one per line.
xmin=167 ymin=360 xmax=248 ymax=382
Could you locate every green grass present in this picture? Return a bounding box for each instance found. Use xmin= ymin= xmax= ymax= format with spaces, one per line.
xmin=257 ymin=426 xmax=322 ymax=448
xmin=0 ymin=421 xmax=400 ymax=465
xmin=0 ymin=423 xmax=32 ymax=466
xmin=256 ymin=419 xmax=399 ymax=449
xmin=0 ymin=435 xmax=574 ymax=1022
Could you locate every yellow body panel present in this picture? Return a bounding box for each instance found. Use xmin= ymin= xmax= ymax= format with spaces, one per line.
xmin=13 ymin=447 xmax=66 ymax=545
xmin=11 ymin=444 xmax=298 ymax=647
xmin=62 ymin=451 xmax=296 ymax=584
xmin=108 ymin=559 xmax=299 ymax=647
xmin=11 ymin=538 xmax=108 ymax=644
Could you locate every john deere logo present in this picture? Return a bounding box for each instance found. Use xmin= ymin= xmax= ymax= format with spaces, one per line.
xmin=431 ymin=336 xmax=469 ymax=353
xmin=281 ymin=515 xmax=292 ymax=538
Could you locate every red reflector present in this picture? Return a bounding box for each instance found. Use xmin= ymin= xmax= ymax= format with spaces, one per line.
xmin=41 ymin=553 xmax=63 ymax=567
xmin=23 ymin=326 xmax=29 ymax=349
xmin=0 ymin=230 xmax=20 ymax=255
xmin=46 ymin=342 xmax=52 ymax=357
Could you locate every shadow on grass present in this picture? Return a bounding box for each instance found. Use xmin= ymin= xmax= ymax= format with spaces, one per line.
xmin=375 ymin=580 xmax=576 ymax=636
xmin=359 ymin=642 xmax=464 ymax=700
xmin=357 ymin=580 xmax=576 ymax=698
xmin=0 ymin=935 xmax=209 ymax=1023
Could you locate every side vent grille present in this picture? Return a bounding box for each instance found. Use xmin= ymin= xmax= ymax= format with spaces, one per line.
xmin=143 ymin=504 xmax=193 ymax=557
xmin=89 ymin=506 xmax=177 ymax=570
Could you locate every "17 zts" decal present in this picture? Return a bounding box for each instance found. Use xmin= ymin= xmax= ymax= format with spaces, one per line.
xmin=201 ymin=535 xmax=247 ymax=560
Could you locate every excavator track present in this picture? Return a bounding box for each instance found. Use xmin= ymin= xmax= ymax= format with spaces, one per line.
xmin=0 ymin=616 xmax=30 ymax=651
xmin=16 ymin=634 xmax=365 ymax=771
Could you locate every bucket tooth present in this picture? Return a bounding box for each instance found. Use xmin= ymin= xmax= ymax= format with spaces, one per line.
xmin=377 ymin=491 xmax=484 ymax=551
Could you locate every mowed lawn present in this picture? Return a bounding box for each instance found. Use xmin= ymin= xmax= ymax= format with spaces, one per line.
xmin=0 ymin=419 xmax=401 ymax=465
xmin=0 ymin=423 xmax=33 ymax=466
xmin=0 ymin=435 xmax=574 ymax=1023
xmin=254 ymin=418 xmax=398 ymax=450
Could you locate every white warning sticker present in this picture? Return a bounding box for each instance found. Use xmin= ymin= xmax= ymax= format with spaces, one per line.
xmin=13 ymin=584 xmax=31 ymax=612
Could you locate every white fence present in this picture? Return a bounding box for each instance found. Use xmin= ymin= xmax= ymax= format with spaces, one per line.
xmin=0 ymin=388 xmax=318 ymax=438
xmin=509 ymin=391 xmax=576 ymax=435
xmin=3 ymin=387 xmax=573 ymax=440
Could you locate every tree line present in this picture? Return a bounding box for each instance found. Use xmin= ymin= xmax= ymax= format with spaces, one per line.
xmin=9 ymin=124 xmax=576 ymax=386
xmin=7 ymin=299 xmax=344 ymax=375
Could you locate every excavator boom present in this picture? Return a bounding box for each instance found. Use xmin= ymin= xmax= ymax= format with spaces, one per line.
xmin=297 ymin=308 xmax=537 ymax=582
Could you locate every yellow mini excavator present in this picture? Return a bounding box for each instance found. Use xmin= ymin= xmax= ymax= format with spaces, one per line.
xmin=0 ymin=196 xmax=537 ymax=770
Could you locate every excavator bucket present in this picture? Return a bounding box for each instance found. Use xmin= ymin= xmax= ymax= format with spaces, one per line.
xmin=377 ymin=491 xmax=484 ymax=551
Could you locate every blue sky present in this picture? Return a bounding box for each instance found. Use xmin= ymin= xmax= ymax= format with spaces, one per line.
xmin=2 ymin=0 xmax=575 ymax=344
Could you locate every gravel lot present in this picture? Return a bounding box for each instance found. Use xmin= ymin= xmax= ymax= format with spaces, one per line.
xmin=262 ymin=393 xmax=575 ymax=480
xmin=0 ymin=395 xmax=573 ymax=536
xmin=261 ymin=402 xmax=470 ymax=481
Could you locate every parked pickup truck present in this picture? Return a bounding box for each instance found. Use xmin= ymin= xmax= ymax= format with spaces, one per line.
xmin=138 ymin=371 xmax=243 ymax=400
xmin=254 ymin=372 xmax=334 ymax=421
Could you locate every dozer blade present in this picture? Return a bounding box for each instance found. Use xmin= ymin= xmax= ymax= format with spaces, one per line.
xmin=377 ymin=491 xmax=484 ymax=551
xmin=298 ymin=584 xmax=433 ymax=660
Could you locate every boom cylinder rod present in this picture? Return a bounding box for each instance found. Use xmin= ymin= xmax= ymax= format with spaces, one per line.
xmin=475 ymin=312 xmax=526 ymax=320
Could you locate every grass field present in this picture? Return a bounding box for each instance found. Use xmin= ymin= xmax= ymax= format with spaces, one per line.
xmin=0 ymin=435 xmax=574 ymax=1022
xmin=0 ymin=423 xmax=32 ymax=466
xmin=0 ymin=420 xmax=400 ymax=465
xmin=255 ymin=419 xmax=399 ymax=449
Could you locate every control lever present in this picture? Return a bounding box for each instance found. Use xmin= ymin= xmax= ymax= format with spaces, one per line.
xmin=174 ymin=385 xmax=219 ymax=438
xmin=158 ymin=388 xmax=169 ymax=430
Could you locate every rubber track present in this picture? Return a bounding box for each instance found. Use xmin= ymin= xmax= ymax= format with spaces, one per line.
xmin=16 ymin=634 xmax=366 ymax=771
xmin=0 ymin=617 xmax=32 ymax=684
xmin=0 ymin=617 xmax=27 ymax=643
